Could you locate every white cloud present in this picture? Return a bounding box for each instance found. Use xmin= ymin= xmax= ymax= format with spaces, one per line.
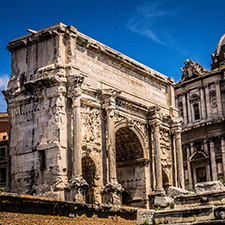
xmin=0 ymin=74 xmax=9 ymax=90
xmin=0 ymin=74 xmax=9 ymax=112
xmin=126 ymin=0 xmax=186 ymax=52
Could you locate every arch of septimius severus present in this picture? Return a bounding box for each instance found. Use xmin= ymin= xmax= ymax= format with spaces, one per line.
xmin=3 ymin=23 xmax=184 ymax=208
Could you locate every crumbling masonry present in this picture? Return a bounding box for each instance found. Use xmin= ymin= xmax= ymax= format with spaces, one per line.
xmin=3 ymin=23 xmax=183 ymax=208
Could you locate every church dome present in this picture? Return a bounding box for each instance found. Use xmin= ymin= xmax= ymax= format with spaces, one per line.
xmin=211 ymin=34 xmax=225 ymax=70
xmin=215 ymin=34 xmax=225 ymax=56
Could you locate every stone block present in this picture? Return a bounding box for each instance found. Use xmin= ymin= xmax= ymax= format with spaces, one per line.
xmin=195 ymin=181 xmax=225 ymax=194
xmin=136 ymin=209 xmax=154 ymax=225
xmin=154 ymin=196 xmax=174 ymax=207
xmin=174 ymin=190 xmax=225 ymax=209
xmin=215 ymin=205 xmax=225 ymax=219
xmin=154 ymin=205 xmax=214 ymax=224
xmin=167 ymin=186 xmax=192 ymax=198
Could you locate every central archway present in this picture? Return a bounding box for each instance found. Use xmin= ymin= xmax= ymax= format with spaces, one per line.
xmin=115 ymin=127 xmax=146 ymax=208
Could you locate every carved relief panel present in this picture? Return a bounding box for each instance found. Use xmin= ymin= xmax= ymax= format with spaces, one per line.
xmin=81 ymin=105 xmax=102 ymax=154
xmin=160 ymin=129 xmax=173 ymax=187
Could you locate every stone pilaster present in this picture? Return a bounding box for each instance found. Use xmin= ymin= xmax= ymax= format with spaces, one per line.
xmin=215 ymin=81 xmax=223 ymax=116
xmin=173 ymin=125 xmax=185 ymax=189
xmin=204 ymin=84 xmax=212 ymax=119
xmin=209 ymin=138 xmax=218 ymax=181
xmin=182 ymin=93 xmax=187 ymax=125
xmin=221 ymin=136 xmax=225 ymax=180
xmin=187 ymin=91 xmax=192 ymax=124
xmin=66 ymin=75 xmax=88 ymax=204
xmin=200 ymin=86 xmax=206 ymax=120
xmin=190 ymin=142 xmax=194 ymax=155
xmin=204 ymin=139 xmax=211 ymax=181
xmin=186 ymin=145 xmax=193 ymax=190
xmin=101 ymin=89 xmax=123 ymax=206
xmin=203 ymin=139 xmax=209 ymax=155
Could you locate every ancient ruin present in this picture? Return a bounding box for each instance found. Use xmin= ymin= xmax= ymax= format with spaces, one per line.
xmin=3 ymin=23 xmax=184 ymax=208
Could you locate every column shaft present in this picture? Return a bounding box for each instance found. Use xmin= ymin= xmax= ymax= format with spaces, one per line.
xmin=72 ymin=96 xmax=82 ymax=178
xmin=215 ymin=81 xmax=223 ymax=116
xmin=190 ymin=142 xmax=194 ymax=155
xmin=193 ymin=168 xmax=197 ymax=185
xmin=106 ymin=107 xmax=117 ymax=182
xmin=221 ymin=137 xmax=225 ymax=179
xmin=210 ymin=139 xmax=218 ymax=181
xmin=154 ymin=123 xmax=163 ymax=190
xmin=204 ymin=139 xmax=211 ymax=181
xmin=187 ymin=92 xmax=192 ymax=124
xmin=186 ymin=145 xmax=193 ymax=190
xmin=205 ymin=85 xmax=212 ymax=118
xmin=182 ymin=94 xmax=187 ymax=125
xmin=175 ymin=131 xmax=185 ymax=189
xmin=200 ymin=87 xmax=206 ymax=120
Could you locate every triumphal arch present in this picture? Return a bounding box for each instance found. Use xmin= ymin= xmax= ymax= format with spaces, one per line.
xmin=3 ymin=23 xmax=184 ymax=208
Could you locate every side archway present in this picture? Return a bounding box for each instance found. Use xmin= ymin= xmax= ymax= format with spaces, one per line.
xmin=82 ymin=156 xmax=96 ymax=204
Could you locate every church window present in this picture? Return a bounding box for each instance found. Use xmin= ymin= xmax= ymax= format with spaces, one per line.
xmin=193 ymin=103 xmax=200 ymax=120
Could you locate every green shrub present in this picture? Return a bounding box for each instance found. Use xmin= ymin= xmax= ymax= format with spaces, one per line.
xmin=142 ymin=219 xmax=149 ymax=225
xmin=193 ymin=215 xmax=197 ymax=222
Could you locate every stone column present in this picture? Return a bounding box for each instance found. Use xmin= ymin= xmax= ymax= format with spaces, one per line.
xmin=182 ymin=93 xmax=187 ymax=125
xmin=204 ymin=139 xmax=209 ymax=155
xmin=204 ymin=84 xmax=212 ymax=119
xmin=221 ymin=136 xmax=225 ymax=180
xmin=153 ymin=121 xmax=163 ymax=192
xmin=187 ymin=91 xmax=192 ymax=124
xmin=186 ymin=145 xmax=193 ymax=190
xmin=72 ymin=91 xmax=82 ymax=178
xmin=200 ymin=86 xmax=206 ymax=120
xmin=209 ymin=138 xmax=218 ymax=181
xmin=215 ymin=81 xmax=223 ymax=116
xmin=193 ymin=168 xmax=197 ymax=185
xmin=190 ymin=142 xmax=194 ymax=155
xmin=101 ymin=89 xmax=123 ymax=206
xmin=105 ymin=104 xmax=117 ymax=182
xmin=204 ymin=139 xmax=211 ymax=181
xmin=174 ymin=126 xmax=185 ymax=189
xmin=149 ymin=106 xmax=165 ymax=194
xmin=66 ymin=75 xmax=88 ymax=204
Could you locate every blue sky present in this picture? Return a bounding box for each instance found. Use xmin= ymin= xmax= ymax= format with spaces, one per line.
xmin=0 ymin=0 xmax=225 ymax=111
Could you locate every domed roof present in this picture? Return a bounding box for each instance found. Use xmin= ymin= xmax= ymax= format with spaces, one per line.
xmin=211 ymin=34 xmax=225 ymax=70
xmin=215 ymin=34 xmax=225 ymax=56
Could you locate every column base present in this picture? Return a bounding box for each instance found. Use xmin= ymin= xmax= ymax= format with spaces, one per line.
xmin=65 ymin=177 xmax=88 ymax=204
xmin=102 ymin=181 xmax=124 ymax=207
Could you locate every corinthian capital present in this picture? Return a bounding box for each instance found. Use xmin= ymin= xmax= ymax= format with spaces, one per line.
xmin=148 ymin=106 xmax=161 ymax=120
xmin=100 ymin=88 xmax=121 ymax=110
xmin=67 ymin=75 xmax=85 ymax=98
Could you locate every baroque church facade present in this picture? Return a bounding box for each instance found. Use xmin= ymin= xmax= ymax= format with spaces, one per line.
xmin=3 ymin=23 xmax=184 ymax=209
xmin=175 ymin=35 xmax=225 ymax=190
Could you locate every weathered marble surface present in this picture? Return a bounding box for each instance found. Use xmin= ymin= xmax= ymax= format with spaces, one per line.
xmin=3 ymin=23 xmax=182 ymax=207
